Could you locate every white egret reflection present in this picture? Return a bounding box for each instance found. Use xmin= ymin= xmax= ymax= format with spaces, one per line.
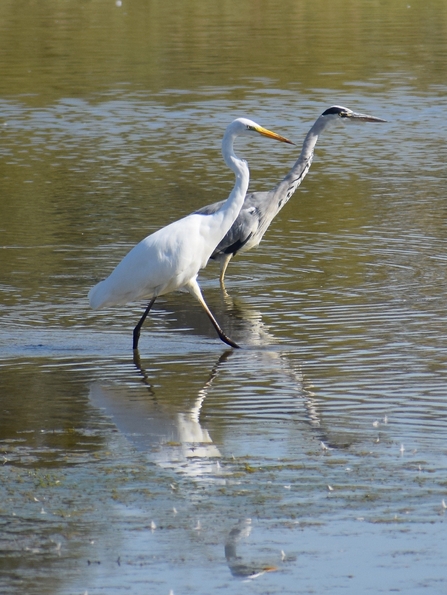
xmin=88 ymin=294 xmax=360 ymax=485
xmin=89 ymin=381 xmax=221 ymax=478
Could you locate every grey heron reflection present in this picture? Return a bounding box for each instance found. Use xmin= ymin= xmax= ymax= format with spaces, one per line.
xmin=225 ymin=518 xmax=280 ymax=579
xmin=208 ymin=293 xmax=364 ymax=450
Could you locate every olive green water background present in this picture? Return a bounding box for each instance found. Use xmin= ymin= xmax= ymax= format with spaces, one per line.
xmin=1 ymin=1 xmax=447 ymax=593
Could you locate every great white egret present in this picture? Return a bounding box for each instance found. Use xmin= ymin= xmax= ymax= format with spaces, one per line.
xmin=196 ymin=106 xmax=386 ymax=285
xmin=88 ymin=118 xmax=293 ymax=351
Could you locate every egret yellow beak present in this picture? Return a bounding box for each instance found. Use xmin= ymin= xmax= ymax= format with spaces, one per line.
xmin=253 ymin=125 xmax=295 ymax=145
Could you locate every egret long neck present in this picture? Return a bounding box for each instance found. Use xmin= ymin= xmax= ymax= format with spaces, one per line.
xmin=209 ymin=131 xmax=250 ymax=237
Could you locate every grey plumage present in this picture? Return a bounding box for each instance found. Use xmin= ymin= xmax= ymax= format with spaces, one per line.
xmin=196 ymin=105 xmax=386 ymax=285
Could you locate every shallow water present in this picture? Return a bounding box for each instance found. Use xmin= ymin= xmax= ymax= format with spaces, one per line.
xmin=1 ymin=1 xmax=447 ymax=593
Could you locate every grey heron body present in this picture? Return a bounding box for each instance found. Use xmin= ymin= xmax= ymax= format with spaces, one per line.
xmin=196 ymin=106 xmax=386 ymax=284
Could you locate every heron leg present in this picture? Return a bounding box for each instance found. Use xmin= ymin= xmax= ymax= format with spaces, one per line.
xmin=186 ymin=279 xmax=240 ymax=349
xmin=133 ymin=297 xmax=157 ymax=351
xmin=219 ymin=253 xmax=233 ymax=288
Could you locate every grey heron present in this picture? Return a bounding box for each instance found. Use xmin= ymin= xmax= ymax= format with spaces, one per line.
xmin=196 ymin=106 xmax=386 ymax=286
xmin=88 ymin=118 xmax=293 ymax=351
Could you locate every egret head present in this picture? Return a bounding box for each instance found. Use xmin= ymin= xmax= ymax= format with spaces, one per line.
xmin=230 ymin=118 xmax=295 ymax=145
xmin=321 ymin=105 xmax=387 ymax=124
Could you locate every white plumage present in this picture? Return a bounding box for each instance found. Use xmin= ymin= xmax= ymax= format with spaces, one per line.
xmin=88 ymin=117 xmax=293 ymax=350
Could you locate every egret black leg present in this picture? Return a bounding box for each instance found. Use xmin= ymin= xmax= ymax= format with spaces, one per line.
xmin=204 ymin=309 xmax=241 ymax=349
xmin=133 ymin=297 xmax=157 ymax=350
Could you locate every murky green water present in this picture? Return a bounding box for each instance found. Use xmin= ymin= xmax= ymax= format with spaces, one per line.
xmin=1 ymin=1 xmax=447 ymax=593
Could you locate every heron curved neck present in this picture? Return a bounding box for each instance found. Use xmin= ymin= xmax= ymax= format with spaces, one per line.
xmin=278 ymin=115 xmax=332 ymax=194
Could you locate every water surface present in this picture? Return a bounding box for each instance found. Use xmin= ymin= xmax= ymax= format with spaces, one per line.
xmin=1 ymin=1 xmax=447 ymax=593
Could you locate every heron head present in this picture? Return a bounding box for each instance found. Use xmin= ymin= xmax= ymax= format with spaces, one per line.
xmin=321 ymin=106 xmax=387 ymax=123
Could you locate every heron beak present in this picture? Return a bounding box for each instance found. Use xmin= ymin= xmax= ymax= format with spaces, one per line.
xmin=348 ymin=112 xmax=387 ymax=123
xmin=254 ymin=125 xmax=295 ymax=145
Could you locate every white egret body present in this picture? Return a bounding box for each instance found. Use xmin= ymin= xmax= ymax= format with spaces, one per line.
xmin=88 ymin=118 xmax=293 ymax=350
